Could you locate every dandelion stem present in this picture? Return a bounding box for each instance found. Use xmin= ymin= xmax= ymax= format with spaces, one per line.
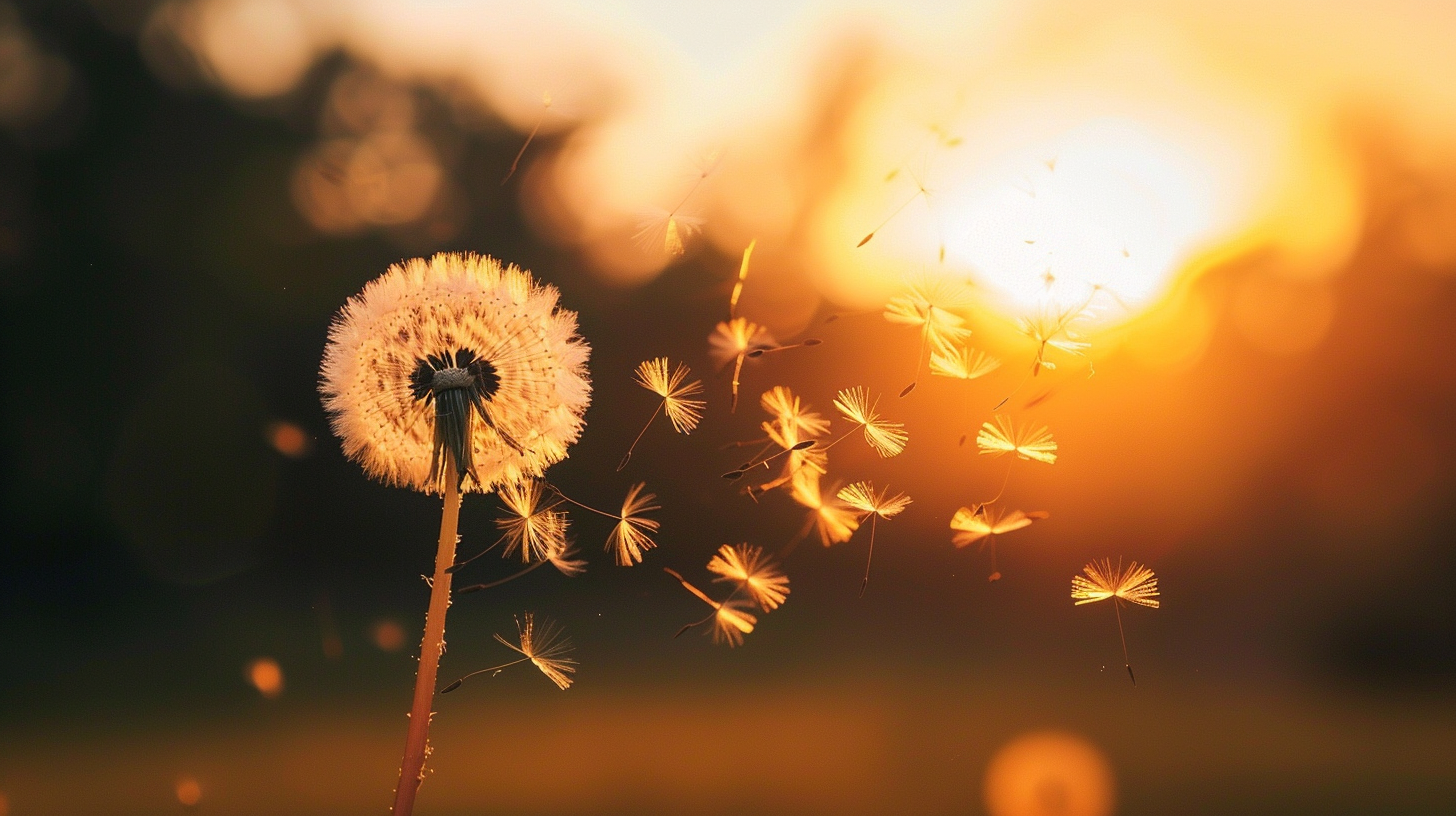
xmin=819 ymin=423 xmax=865 ymax=454
xmin=441 ymin=657 xmax=532 ymax=693
xmin=391 ymin=461 xmax=463 ymax=816
xmin=1115 ymin=600 xmax=1135 ymax=685
xmin=901 ymin=321 xmax=931 ymax=397
xmin=619 ymin=402 xmax=663 ymax=471
xmin=455 ymin=559 xmax=550 ymax=595
xmin=664 ymin=567 xmax=717 ymax=607
xmin=730 ymin=353 xmax=746 ymax=412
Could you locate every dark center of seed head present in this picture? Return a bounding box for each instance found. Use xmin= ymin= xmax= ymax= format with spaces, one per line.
xmin=431 ymin=367 xmax=474 ymax=392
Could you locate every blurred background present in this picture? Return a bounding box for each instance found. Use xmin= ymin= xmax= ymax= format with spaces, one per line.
xmin=2 ymin=1 xmax=1456 ymax=814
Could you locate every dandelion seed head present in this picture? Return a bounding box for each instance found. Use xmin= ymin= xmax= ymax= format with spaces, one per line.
xmin=319 ymin=253 xmax=590 ymax=494
xmin=495 ymin=612 xmax=577 ymax=689
xmin=607 ymin=482 xmax=661 ymax=566
xmin=1071 ymin=559 xmax=1160 ymax=608
xmin=977 ymin=415 xmax=1057 ymax=464
xmin=707 ymin=543 xmax=790 ymax=610
xmin=634 ymin=357 xmax=705 ymax=433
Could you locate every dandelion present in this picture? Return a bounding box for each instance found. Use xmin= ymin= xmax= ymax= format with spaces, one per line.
xmin=442 ymin=612 xmax=577 ymax=693
xmin=664 ymin=566 xmax=760 ymax=648
xmin=829 ymin=387 xmax=908 ymax=457
xmin=837 ymin=481 xmax=911 ymax=596
xmin=977 ymin=415 xmax=1057 ymax=464
xmin=788 ymin=469 xmax=860 ymax=550
xmin=319 ymin=252 xmax=589 ymax=816
xmin=707 ymin=543 xmax=790 ymax=611
xmin=1072 ymin=559 xmax=1160 ymax=684
xmin=618 ymin=358 xmax=705 ymax=470
xmin=709 ymin=317 xmax=776 ymax=412
xmin=320 ymin=253 xmax=591 ymax=495
xmin=949 ymin=504 xmax=1048 ymax=581
xmin=496 ymin=479 xmax=568 ymax=563
xmin=884 ymin=274 xmax=972 ymax=395
xmin=605 ymin=483 xmax=661 ymax=566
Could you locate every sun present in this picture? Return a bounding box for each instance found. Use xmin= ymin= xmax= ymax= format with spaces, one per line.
xmin=941 ymin=118 xmax=1222 ymax=320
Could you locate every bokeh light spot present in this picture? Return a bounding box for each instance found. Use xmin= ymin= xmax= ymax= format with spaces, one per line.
xmin=983 ymin=730 xmax=1115 ymax=816
xmin=175 ymin=776 xmax=202 ymax=807
xmin=372 ymin=619 xmax=406 ymax=652
xmin=248 ymin=657 xmax=284 ymax=699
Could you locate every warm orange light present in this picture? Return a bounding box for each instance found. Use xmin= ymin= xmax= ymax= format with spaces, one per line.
xmin=265 ymin=420 xmax=312 ymax=458
xmin=0 ymin=791 xmax=9 ymax=816
xmin=983 ymin=730 xmax=1115 ymax=816
xmin=247 ymin=657 xmax=284 ymax=699
xmin=175 ymin=776 xmax=203 ymax=807
xmin=372 ymin=619 xmax=406 ymax=652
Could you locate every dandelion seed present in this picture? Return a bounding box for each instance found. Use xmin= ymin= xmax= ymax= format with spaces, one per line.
xmin=709 ymin=317 xmax=775 ymax=412
xmin=619 ymin=357 xmax=705 ymax=470
xmin=545 ymin=537 xmax=587 ymax=577
xmin=885 ymin=275 xmax=972 ymax=396
xmin=1018 ymin=302 xmax=1093 ymax=375
xmin=606 ymin=483 xmax=661 ymax=566
xmin=789 ymin=469 xmax=859 ymax=548
xmin=443 ymin=612 xmax=577 ymax=693
xmin=707 ymin=543 xmax=790 ymax=611
xmin=635 ymin=150 xmax=721 ymax=257
xmin=493 ymin=479 xmax=569 ymax=563
xmin=762 ymin=386 xmax=831 ymax=440
xmin=837 ymin=481 xmax=911 ymax=596
xmin=730 ymin=240 xmax=755 ymax=318
xmin=663 ymin=567 xmax=758 ymax=647
xmin=319 ymin=252 xmax=591 ymax=494
xmin=1072 ymin=559 xmax=1159 ymax=684
xmin=949 ymin=504 xmax=1048 ymax=581
xmin=501 ymin=91 xmax=552 ymax=185
xmin=495 ymin=612 xmax=577 ymax=689
xmin=929 ymin=342 xmax=1001 ymax=381
xmin=830 ymin=387 xmax=908 ymax=457
xmin=977 ymin=415 xmax=1057 ymax=465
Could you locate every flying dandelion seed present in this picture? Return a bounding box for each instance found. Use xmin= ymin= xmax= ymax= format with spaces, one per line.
xmin=930 ymin=342 xmax=1002 ymax=381
xmin=977 ymin=415 xmax=1057 ymax=464
xmin=606 ymin=482 xmax=661 ymax=566
xmin=740 ymin=386 xmax=830 ymax=495
xmin=857 ymin=165 xmax=945 ymax=261
xmin=884 ymin=274 xmax=973 ymax=396
xmin=949 ymin=504 xmax=1049 ymax=581
xmin=837 ymin=481 xmax=911 ymax=596
xmin=619 ymin=357 xmax=705 ymax=470
xmin=495 ymin=479 xmax=568 ymax=563
xmin=1018 ymin=300 xmax=1094 ymax=375
xmin=634 ymin=150 xmax=720 ymax=257
xmin=319 ymin=252 xmax=589 ymax=816
xmin=707 ymin=543 xmax=790 ymax=611
xmin=442 ymin=612 xmax=577 ymax=693
xmin=664 ymin=567 xmax=759 ymax=647
xmin=787 ymin=469 xmax=860 ymax=551
xmin=500 ymin=91 xmax=553 ymax=186
xmin=829 ymin=387 xmax=908 ymax=457
xmin=454 ymin=535 xmax=587 ymax=595
xmin=730 ymin=239 xmax=755 ymax=318
xmin=1072 ymin=559 xmax=1160 ymax=684
xmin=709 ymin=317 xmax=775 ymax=412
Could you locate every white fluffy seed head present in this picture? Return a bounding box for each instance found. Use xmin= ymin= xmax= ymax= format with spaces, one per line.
xmin=319 ymin=252 xmax=591 ymax=494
